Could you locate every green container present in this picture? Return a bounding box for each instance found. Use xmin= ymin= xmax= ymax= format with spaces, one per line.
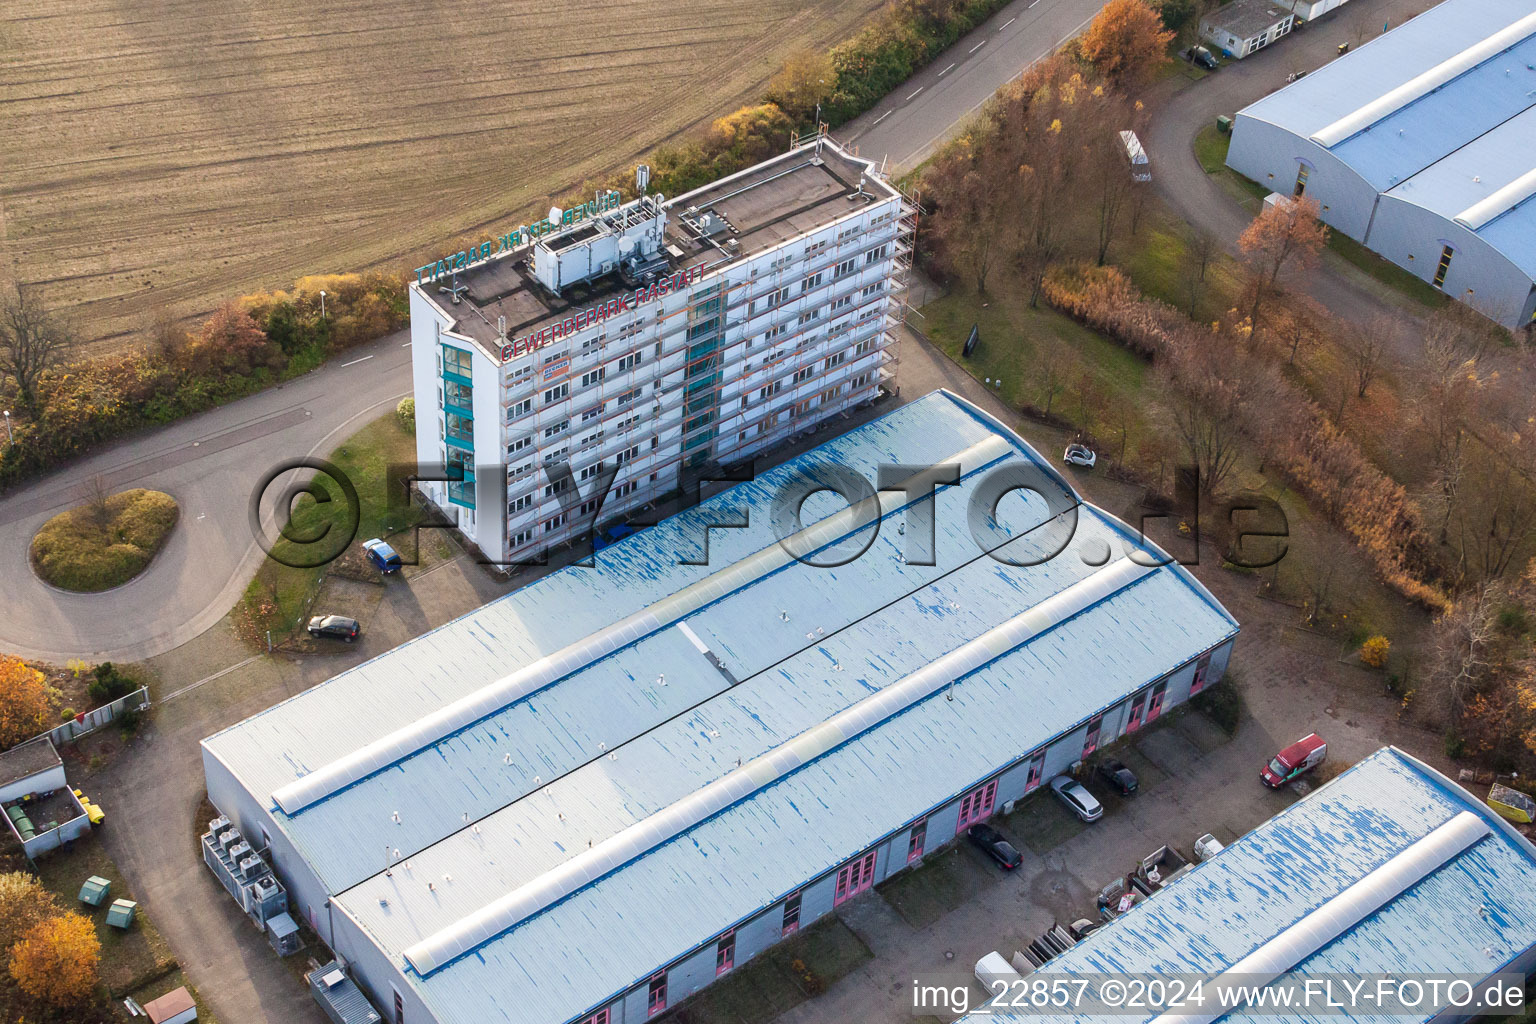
xmin=79 ymin=876 xmax=111 ymax=907
xmin=106 ymin=899 xmax=138 ymax=929
xmin=1217 ymin=115 xmax=1233 ymax=134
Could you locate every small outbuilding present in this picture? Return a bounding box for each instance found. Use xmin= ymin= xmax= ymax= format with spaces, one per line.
xmin=1201 ymin=0 xmax=1297 ymax=58
xmin=142 ymin=986 xmax=198 ymax=1024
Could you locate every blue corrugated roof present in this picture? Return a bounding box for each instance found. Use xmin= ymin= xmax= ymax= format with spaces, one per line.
xmin=207 ymin=390 xmax=1239 ymax=1024
xmin=1233 ymin=0 xmax=1536 ymax=273
xmin=988 ymin=747 xmax=1536 ymax=1024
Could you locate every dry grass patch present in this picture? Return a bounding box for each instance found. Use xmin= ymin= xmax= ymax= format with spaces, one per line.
xmin=30 ymin=489 xmax=179 ymax=592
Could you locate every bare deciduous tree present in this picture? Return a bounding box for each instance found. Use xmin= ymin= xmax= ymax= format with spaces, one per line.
xmin=0 ymin=285 xmax=76 ymax=410
xmin=1430 ymin=580 xmax=1500 ymax=712
xmin=1344 ymin=322 xmax=1386 ymax=399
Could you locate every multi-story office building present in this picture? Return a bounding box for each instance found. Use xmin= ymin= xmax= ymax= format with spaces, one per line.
xmin=408 ymin=134 xmax=916 ymax=564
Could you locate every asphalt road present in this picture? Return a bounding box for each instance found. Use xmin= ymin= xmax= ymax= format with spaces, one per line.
xmin=1143 ymin=0 xmax=1435 ymax=332
xmin=0 ymin=0 xmax=1112 ymax=663
xmin=0 ymin=329 xmax=412 ymax=662
xmin=840 ymin=0 xmax=1111 ymax=174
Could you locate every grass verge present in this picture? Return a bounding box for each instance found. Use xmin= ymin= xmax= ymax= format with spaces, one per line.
xmin=29 ymin=489 xmax=179 ymax=592
xmin=236 ymin=412 xmax=423 ymax=645
xmin=1325 ymin=230 xmax=1449 ymax=310
xmin=1192 ymin=122 xmax=1231 ymax=174
xmin=32 ymin=834 xmax=180 ymax=999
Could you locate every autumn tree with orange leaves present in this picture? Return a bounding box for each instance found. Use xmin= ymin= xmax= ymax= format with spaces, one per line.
xmin=1079 ymin=0 xmax=1175 ymax=88
xmin=1236 ymin=196 xmax=1329 ymax=331
xmin=0 ymin=656 xmax=54 ymax=751
xmin=8 ymin=911 xmax=100 ymax=1006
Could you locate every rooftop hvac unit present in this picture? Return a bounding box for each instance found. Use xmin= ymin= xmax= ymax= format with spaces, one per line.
xmin=219 ymin=828 xmax=242 ymax=852
xmin=208 ymin=816 xmax=229 ymax=835
xmin=239 ymin=855 xmax=264 ymax=880
xmin=228 ymin=841 xmax=252 ymax=862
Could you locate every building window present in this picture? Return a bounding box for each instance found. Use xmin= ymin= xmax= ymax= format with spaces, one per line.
xmin=508 ymin=494 xmax=531 ymax=514
xmin=716 ymin=931 xmax=736 ymax=975
xmin=1083 ymin=714 xmax=1104 ymax=757
xmin=833 ymin=850 xmax=877 ymax=906
xmin=392 ymin=986 xmax=405 ymax=1024
xmin=581 ymin=368 xmax=605 ymax=388
xmin=861 ymin=282 xmax=883 ymax=298
xmin=759 ymin=381 xmax=782 ymax=402
xmin=1190 ymin=654 xmax=1212 ymax=696
xmin=833 ymin=257 xmax=857 ymax=279
xmin=831 ymin=295 xmax=852 ymax=312
xmin=1293 ymin=163 xmax=1309 ymax=198
xmin=442 ymin=346 xmax=473 ymax=378
xmin=618 ymin=351 xmax=643 ymax=372
xmin=507 ymin=398 xmax=532 ymax=420
xmin=647 ymin=974 xmax=667 ymax=1017
xmin=616 ymin=445 xmax=640 ymax=466
xmin=1433 ymin=245 xmax=1454 ymax=288
xmin=506 ymin=436 xmax=531 ymax=457
xmin=1146 ymin=680 xmax=1167 ymax=724
xmin=864 ymin=244 xmax=888 ymax=264
xmin=782 ymin=892 xmax=802 ymax=936
xmin=907 ymin=818 xmax=927 ymax=862
xmin=797 ymin=309 xmax=821 ymax=326
xmin=580 ymin=1011 xmax=610 ymax=1024
xmin=955 ymin=779 xmax=997 ymax=832
xmin=511 ymin=528 xmax=533 ymax=548
xmin=544 ymin=513 xmax=566 ymax=533
xmin=801 ymin=272 xmax=823 ymax=293
xmin=766 ymin=286 xmax=790 ymax=309
xmin=1126 ymin=691 xmax=1147 ymax=733
xmin=544 ymin=419 xmax=569 ymax=439
xmin=824 ymin=352 xmax=845 ymax=371
xmin=614 ymin=479 xmax=637 ymax=500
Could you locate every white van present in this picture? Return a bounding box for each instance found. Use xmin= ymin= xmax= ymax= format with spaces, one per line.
xmin=1119 ymin=130 xmax=1152 ymax=183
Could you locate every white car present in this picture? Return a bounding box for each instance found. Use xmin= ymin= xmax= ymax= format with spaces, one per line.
xmin=1063 ymin=443 xmax=1097 ymax=468
xmin=1049 ymin=775 xmax=1104 ymax=822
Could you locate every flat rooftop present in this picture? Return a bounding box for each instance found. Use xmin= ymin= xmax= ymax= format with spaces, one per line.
xmin=0 ymin=736 xmax=59 ymax=789
xmin=422 ymin=142 xmax=899 ymax=353
xmin=983 ymin=747 xmax=1536 ymax=1024
xmin=205 ymin=391 xmax=1239 ymax=1024
xmin=1205 ymin=0 xmax=1292 ymax=38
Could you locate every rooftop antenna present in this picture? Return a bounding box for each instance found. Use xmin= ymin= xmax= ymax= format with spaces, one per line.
xmin=439 ymin=268 xmax=468 ymax=305
xmin=497 ymin=315 xmax=507 ymax=341
xmin=637 ymin=163 xmax=651 ymax=195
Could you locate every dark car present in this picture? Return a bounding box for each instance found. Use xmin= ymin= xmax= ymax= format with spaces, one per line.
xmin=967 ymin=823 xmax=1023 ymax=870
xmin=1096 ymin=758 xmax=1139 ymax=796
xmin=363 ymin=538 xmax=403 ymax=574
xmin=308 ymin=615 xmax=360 ymax=642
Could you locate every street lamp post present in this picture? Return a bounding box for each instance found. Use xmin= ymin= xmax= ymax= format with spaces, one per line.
xmin=2 ymin=410 xmax=10 ymax=446
xmin=319 ymin=290 xmax=327 ymax=319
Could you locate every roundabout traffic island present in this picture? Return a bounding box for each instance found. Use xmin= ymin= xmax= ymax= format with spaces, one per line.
xmin=30 ymin=487 xmax=180 ymax=592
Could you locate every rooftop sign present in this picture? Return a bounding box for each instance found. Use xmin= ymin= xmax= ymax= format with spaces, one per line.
xmin=500 ymin=264 xmax=705 ymax=363
xmin=415 ymin=191 xmax=622 ymax=286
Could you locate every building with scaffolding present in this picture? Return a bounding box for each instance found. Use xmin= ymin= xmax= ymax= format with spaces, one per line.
xmin=407 ymin=132 xmax=916 ymax=564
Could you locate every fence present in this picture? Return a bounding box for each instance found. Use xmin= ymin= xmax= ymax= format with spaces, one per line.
xmin=46 ymin=687 xmax=150 ymax=746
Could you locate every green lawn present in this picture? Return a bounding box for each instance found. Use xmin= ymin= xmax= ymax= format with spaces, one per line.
xmin=238 ymin=412 xmax=423 ymax=642
xmin=33 ymin=834 xmax=180 ymax=1000
xmin=1193 ymin=122 xmax=1231 ymax=174
xmin=1325 ymin=230 xmax=1449 ymax=310
xmin=920 ymin=286 xmax=1159 ymax=462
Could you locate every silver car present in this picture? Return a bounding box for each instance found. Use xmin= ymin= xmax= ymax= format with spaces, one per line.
xmin=1049 ymin=775 xmax=1104 ymax=822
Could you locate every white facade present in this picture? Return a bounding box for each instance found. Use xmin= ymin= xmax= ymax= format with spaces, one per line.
xmin=1226 ymin=0 xmax=1536 ymax=328
xmin=409 ymin=140 xmax=914 ymax=566
xmin=1200 ymin=1 xmax=1296 ymax=59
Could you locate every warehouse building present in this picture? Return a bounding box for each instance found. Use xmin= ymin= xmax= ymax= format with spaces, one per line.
xmin=1226 ymin=0 xmax=1536 ymax=327
xmin=407 ymin=133 xmax=914 ymax=566
xmin=201 ymin=390 xmax=1240 ymax=1024
xmin=980 ymin=746 xmax=1536 ymax=1023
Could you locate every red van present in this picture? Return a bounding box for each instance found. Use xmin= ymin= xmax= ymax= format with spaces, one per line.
xmin=1261 ymin=733 xmax=1326 ymax=787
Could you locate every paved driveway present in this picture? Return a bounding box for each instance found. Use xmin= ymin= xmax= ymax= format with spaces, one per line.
xmin=1143 ymin=0 xmax=1436 ymax=333
xmin=0 ymin=329 xmax=411 ymax=663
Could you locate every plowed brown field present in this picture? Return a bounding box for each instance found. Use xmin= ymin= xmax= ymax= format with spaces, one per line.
xmin=0 ymin=0 xmax=879 ymax=348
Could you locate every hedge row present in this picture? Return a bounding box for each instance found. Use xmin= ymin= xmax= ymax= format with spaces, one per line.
xmin=1042 ymin=263 xmax=1449 ymax=611
xmin=0 ymin=274 xmax=405 ymax=489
